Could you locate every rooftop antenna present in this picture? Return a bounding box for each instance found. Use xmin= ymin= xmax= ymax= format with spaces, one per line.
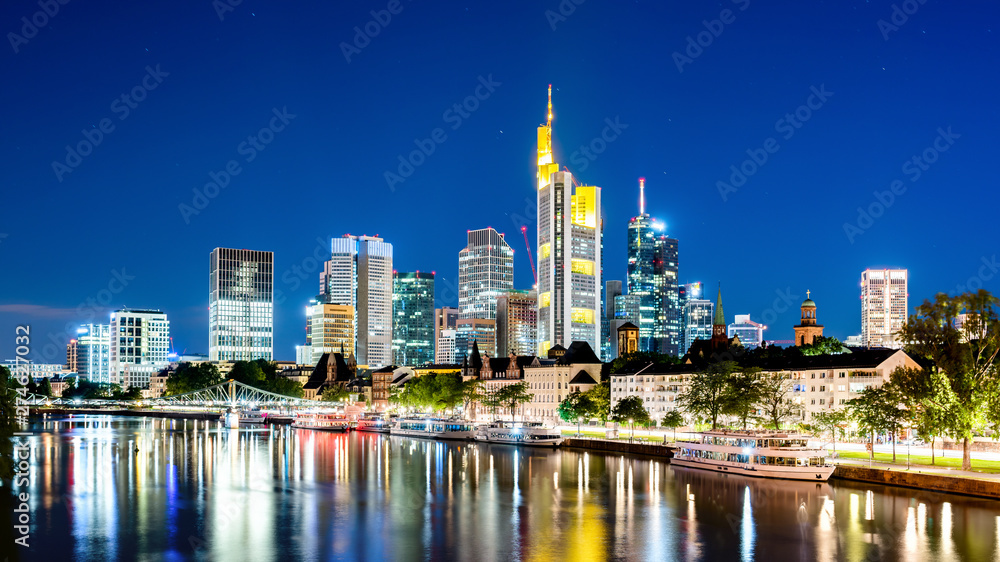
xmin=547 ymin=84 xmax=553 ymax=127
xmin=639 ymin=177 xmax=646 ymax=215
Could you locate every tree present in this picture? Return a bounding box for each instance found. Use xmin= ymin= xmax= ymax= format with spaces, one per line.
xmin=757 ymin=372 xmax=798 ymax=429
xmin=610 ymin=396 xmax=651 ymax=434
xmin=558 ymin=391 xmax=596 ymax=424
xmin=897 ymin=290 xmax=1000 ymax=470
xmin=813 ymin=409 xmax=850 ymax=456
xmin=584 ymin=379 xmax=611 ymax=423
xmin=0 ymin=366 xmax=18 ymax=481
xmin=799 ymin=336 xmax=847 ymax=356
xmin=677 ymin=362 xmax=735 ymax=430
xmin=267 ymin=377 xmax=304 ymax=398
xmin=891 ymin=366 xmax=956 ymax=465
xmin=724 ymin=367 xmax=763 ymax=430
xmin=229 ymin=361 xmax=266 ymax=387
xmin=496 ymin=382 xmax=533 ymax=420
xmin=661 ymin=409 xmax=685 ymax=442
xmin=321 ymin=385 xmax=350 ymax=402
xmin=39 ymin=377 xmax=53 ymax=398
xmin=610 ymin=351 xmax=682 ymax=374
xmin=26 ymin=380 xmax=38 ymax=396
xmin=165 ymin=363 xmax=223 ymax=396
xmin=848 ymin=384 xmax=907 ymax=462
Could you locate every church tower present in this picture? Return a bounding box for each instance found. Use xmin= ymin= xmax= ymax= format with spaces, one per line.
xmin=794 ymin=290 xmax=825 ymax=346
xmin=710 ymin=284 xmax=728 ymax=352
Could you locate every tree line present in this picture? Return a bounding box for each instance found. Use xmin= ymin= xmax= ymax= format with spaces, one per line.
xmin=165 ymin=359 xmax=305 ymax=398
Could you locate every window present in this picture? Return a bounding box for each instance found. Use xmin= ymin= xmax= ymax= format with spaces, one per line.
xmin=811 ymin=373 xmax=816 ymax=379
xmin=810 ymin=399 xmax=816 ymax=405
xmin=819 ymin=399 xmax=825 ymax=405
xmin=820 ymin=386 xmax=825 ymax=392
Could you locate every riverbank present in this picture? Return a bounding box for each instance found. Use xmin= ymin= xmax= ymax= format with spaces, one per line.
xmin=833 ymin=464 xmax=1000 ymax=500
xmin=561 ymin=437 xmax=676 ymax=459
xmin=31 ymin=407 xmax=222 ymax=421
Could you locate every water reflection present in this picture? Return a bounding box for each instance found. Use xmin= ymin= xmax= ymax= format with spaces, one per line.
xmin=15 ymin=416 xmax=1000 ymax=560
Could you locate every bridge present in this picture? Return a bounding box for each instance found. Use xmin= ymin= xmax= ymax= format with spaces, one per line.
xmin=21 ymin=380 xmax=334 ymax=411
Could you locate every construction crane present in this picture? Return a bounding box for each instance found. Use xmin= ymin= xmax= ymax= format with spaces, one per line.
xmin=521 ymin=226 xmax=537 ymax=284
xmin=562 ymin=166 xmax=582 ymax=187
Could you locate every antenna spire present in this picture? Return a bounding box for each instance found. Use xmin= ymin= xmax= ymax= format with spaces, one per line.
xmin=547 ymin=84 xmax=553 ymax=127
xmin=639 ymin=177 xmax=646 ymax=215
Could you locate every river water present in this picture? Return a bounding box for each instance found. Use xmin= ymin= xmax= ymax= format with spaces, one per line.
xmin=5 ymin=415 xmax=1000 ymax=561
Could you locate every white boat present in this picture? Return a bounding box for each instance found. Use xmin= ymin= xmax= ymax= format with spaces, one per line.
xmin=356 ymin=414 xmax=392 ymax=433
xmin=292 ymin=413 xmax=350 ymax=432
xmin=240 ymin=411 xmax=265 ymax=424
xmin=389 ymin=417 xmax=477 ymax=440
xmin=671 ymin=430 xmax=836 ymax=481
xmin=475 ymin=421 xmax=563 ymax=447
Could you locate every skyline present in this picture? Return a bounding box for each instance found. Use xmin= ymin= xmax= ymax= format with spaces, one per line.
xmin=2 ymin=1 xmax=998 ymax=362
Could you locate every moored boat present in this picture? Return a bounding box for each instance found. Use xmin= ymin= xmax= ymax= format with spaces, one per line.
xmin=671 ymin=430 xmax=835 ymax=481
xmin=292 ymin=413 xmax=350 ymax=432
xmin=475 ymin=421 xmax=563 ymax=447
xmin=389 ymin=417 xmax=477 ymax=440
xmin=356 ymin=414 xmax=392 ymax=433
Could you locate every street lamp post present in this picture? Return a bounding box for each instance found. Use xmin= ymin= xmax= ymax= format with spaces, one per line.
xmin=577 ymin=416 xmax=582 ymax=437
xmin=629 ymin=418 xmax=634 ymax=442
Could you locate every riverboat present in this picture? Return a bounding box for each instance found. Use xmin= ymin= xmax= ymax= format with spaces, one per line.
xmin=292 ymin=413 xmax=350 ymax=432
xmin=475 ymin=421 xmax=563 ymax=447
xmin=672 ymin=430 xmax=836 ymax=481
xmin=389 ymin=417 xmax=477 ymax=440
xmin=356 ymin=414 xmax=392 ymax=433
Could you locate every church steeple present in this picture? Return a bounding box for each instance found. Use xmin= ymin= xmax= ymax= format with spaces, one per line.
xmin=711 ymin=283 xmax=728 ymax=352
xmin=713 ymin=284 xmax=725 ymax=326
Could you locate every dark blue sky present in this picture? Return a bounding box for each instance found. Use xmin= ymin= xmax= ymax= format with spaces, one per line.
xmin=1 ymin=0 xmax=997 ymax=362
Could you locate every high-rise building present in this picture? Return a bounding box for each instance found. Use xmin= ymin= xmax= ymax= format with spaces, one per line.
xmin=682 ymin=284 xmax=713 ymax=355
xmin=392 ymin=271 xmax=435 ymax=366
xmin=496 ymin=289 xmax=538 ymax=356
xmin=434 ymin=307 xmax=459 ymax=364
xmin=626 ymin=178 xmax=680 ymax=355
xmin=455 ymin=318 xmax=496 ymax=361
xmin=66 ymin=339 xmax=78 ymax=373
xmin=458 ymin=227 xmax=513 ymax=320
xmin=536 ymin=86 xmax=602 ymax=354
xmin=321 ymin=235 xmax=394 ymax=367
xmin=861 ymin=268 xmax=909 ymax=349
xmin=601 ymin=280 xmax=623 ymax=360
xmin=209 ymin=248 xmax=274 ymax=361
xmin=110 ymin=309 xmax=170 ymax=390
xmin=306 ymin=301 xmax=355 ymax=365
xmin=728 ymin=314 xmax=765 ymax=349
xmin=76 ymin=324 xmax=111 ymax=383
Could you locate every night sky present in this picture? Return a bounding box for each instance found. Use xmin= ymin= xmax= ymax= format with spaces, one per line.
xmin=1 ymin=0 xmax=997 ymax=363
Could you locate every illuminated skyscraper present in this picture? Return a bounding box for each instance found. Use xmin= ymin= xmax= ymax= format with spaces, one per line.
xmin=392 ymin=271 xmax=435 ymax=366
xmin=111 ymin=308 xmax=170 ymax=390
xmin=536 ymin=85 xmax=602 ymax=353
xmin=321 ymin=235 xmax=394 ymax=367
xmin=861 ymin=268 xmax=908 ymax=348
xmin=626 ymin=178 xmax=680 ymax=355
xmin=682 ymin=282 xmax=713 ymax=355
xmin=434 ymin=307 xmax=459 ymax=363
xmin=306 ymin=301 xmax=355 ymax=365
xmin=75 ymin=323 xmax=111 ymax=383
xmin=209 ymin=248 xmax=274 ymax=361
xmin=458 ymin=227 xmax=513 ymax=320
xmin=496 ymin=289 xmax=538 ymax=356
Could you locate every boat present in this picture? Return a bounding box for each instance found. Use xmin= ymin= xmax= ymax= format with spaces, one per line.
xmin=292 ymin=413 xmax=350 ymax=432
xmin=264 ymin=414 xmax=295 ymax=425
xmin=389 ymin=417 xmax=477 ymax=440
xmin=671 ymin=430 xmax=836 ymax=481
xmin=240 ymin=410 xmax=266 ymax=424
xmin=475 ymin=421 xmax=563 ymax=447
xmin=356 ymin=414 xmax=392 ymax=433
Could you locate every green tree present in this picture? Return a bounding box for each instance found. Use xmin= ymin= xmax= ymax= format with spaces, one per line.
xmin=813 ymin=408 xmax=850 ymax=456
xmin=229 ymin=361 xmax=266 ymax=387
xmin=165 ymin=363 xmax=223 ymax=396
xmin=848 ymin=384 xmax=907 ymax=462
xmin=26 ymin=379 xmax=38 ymax=396
xmin=677 ymin=362 xmax=735 ymax=430
xmin=496 ymin=382 xmax=533 ymax=420
xmin=610 ymin=396 xmax=651 ymax=434
xmin=39 ymin=377 xmax=53 ymax=397
xmin=757 ymin=372 xmax=798 ymax=429
xmin=610 ymin=351 xmax=683 ymax=374
xmin=267 ymin=377 xmax=305 ymax=398
xmin=799 ymin=336 xmax=847 ymax=356
xmin=584 ymin=379 xmax=611 ymax=423
xmin=891 ymin=366 xmax=957 ymax=465
xmin=898 ymin=290 xmax=1000 ymax=470
xmin=0 ymin=366 xmax=19 ymax=481
xmin=661 ymin=409 xmax=685 ymax=442
xmin=321 ymin=385 xmax=350 ymax=402
xmin=558 ymin=391 xmax=596 ymax=424
xmin=724 ymin=367 xmax=763 ymax=430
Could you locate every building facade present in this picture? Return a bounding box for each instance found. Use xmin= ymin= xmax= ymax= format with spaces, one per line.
xmin=536 ymin=86 xmax=602 ymax=355
xmin=209 ymin=248 xmax=274 ymax=361
xmin=75 ymin=323 xmax=112 ymax=383
xmin=392 ymin=271 xmax=435 ymax=366
xmin=434 ymin=307 xmax=459 ymax=364
xmin=455 ymin=318 xmax=496 ymax=361
xmin=728 ymin=314 xmax=765 ymax=349
xmin=682 ymin=295 xmax=713 ymax=356
xmin=523 ymin=342 xmax=604 ymax=423
xmin=110 ymin=308 xmax=170 ymax=390
xmin=458 ymin=227 xmax=513 ymax=321
xmin=307 ymin=302 xmax=355 ymax=364
xmin=861 ymin=268 xmax=908 ymax=349
xmin=496 ymin=289 xmax=537 ymax=357
xmin=794 ymin=292 xmax=824 ymax=346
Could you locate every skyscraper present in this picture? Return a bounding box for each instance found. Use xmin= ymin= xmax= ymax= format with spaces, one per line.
xmin=458 ymin=227 xmax=513 ymax=320
xmin=392 ymin=271 xmax=435 ymax=366
xmin=536 ymin=85 xmax=602 ymax=354
xmin=209 ymin=248 xmax=274 ymax=361
xmin=601 ymin=280 xmax=623 ymax=360
xmin=111 ymin=308 xmax=170 ymax=390
xmin=682 ymin=282 xmax=713 ymax=355
xmin=626 ymin=178 xmax=680 ymax=355
xmin=306 ymin=301 xmax=355 ymax=365
xmin=455 ymin=318 xmax=496 ymax=360
xmin=496 ymin=289 xmax=538 ymax=356
xmin=321 ymin=235 xmax=394 ymax=367
xmin=728 ymin=314 xmax=765 ymax=349
xmin=861 ymin=268 xmax=908 ymax=348
xmin=434 ymin=307 xmax=459 ymax=363
xmin=76 ymin=323 xmax=111 ymax=383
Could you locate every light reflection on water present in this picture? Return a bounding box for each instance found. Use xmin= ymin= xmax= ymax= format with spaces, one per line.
xmin=14 ymin=415 xmax=1000 ymax=561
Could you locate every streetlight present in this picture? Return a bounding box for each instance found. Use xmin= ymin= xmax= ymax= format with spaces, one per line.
xmin=629 ymin=418 xmax=634 ymax=442
xmin=577 ymin=416 xmax=582 ymax=437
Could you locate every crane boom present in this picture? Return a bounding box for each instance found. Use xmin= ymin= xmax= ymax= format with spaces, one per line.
xmin=521 ymin=226 xmax=537 ymax=284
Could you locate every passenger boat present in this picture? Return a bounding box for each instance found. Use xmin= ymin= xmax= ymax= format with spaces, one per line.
xmin=292 ymin=413 xmax=350 ymax=432
xmin=356 ymin=414 xmax=392 ymax=433
xmin=389 ymin=417 xmax=477 ymax=440
xmin=240 ymin=410 xmax=266 ymax=424
xmin=475 ymin=421 xmax=563 ymax=447
xmin=672 ymin=430 xmax=836 ymax=481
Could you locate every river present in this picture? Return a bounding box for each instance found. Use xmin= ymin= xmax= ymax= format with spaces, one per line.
xmin=5 ymin=415 xmax=1000 ymax=561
